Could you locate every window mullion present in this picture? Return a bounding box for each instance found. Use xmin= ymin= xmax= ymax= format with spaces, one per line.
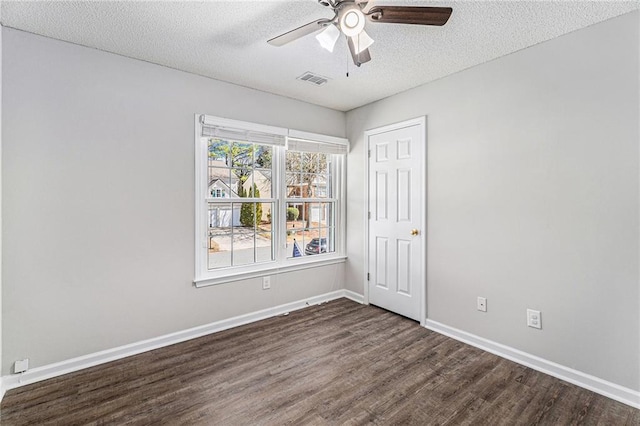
xmin=196 ymin=131 xmax=209 ymax=278
xmin=337 ymin=155 xmax=346 ymax=255
xmin=276 ymin=145 xmax=287 ymax=263
xmin=206 ymin=198 xmax=277 ymax=203
xmin=285 ymin=198 xmax=338 ymax=203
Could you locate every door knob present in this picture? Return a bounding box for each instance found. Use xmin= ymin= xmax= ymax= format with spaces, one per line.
xmin=411 ymin=229 xmax=420 ymax=236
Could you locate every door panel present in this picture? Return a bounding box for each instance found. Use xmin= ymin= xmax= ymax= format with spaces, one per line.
xmin=376 ymin=172 xmax=388 ymax=220
xmin=376 ymin=237 xmax=388 ymax=289
xmin=368 ymin=122 xmax=424 ymax=321
xmin=376 ymin=142 xmax=389 ymax=162
xmin=397 ymin=239 xmax=411 ymax=295
xmin=397 ymin=169 xmax=411 ymax=222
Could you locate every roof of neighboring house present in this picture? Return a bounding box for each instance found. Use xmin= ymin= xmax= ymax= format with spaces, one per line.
xmin=253 ymin=169 xmax=272 ymax=181
xmin=243 ymin=169 xmax=272 ymax=186
xmin=208 ymin=159 xmax=239 ymax=188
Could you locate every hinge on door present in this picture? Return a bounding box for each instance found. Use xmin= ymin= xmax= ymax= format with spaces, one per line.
xmin=368 ymin=150 xmax=371 ymax=158
xmin=368 ymin=212 xmax=371 ymax=219
xmin=367 ymin=273 xmax=370 ymax=281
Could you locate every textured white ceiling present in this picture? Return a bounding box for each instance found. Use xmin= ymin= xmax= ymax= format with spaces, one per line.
xmin=1 ymin=0 xmax=638 ymax=111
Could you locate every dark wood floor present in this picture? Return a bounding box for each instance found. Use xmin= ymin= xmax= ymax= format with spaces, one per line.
xmin=1 ymin=299 xmax=638 ymax=425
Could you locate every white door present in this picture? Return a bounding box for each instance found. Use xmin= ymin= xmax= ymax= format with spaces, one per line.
xmin=367 ymin=119 xmax=425 ymax=322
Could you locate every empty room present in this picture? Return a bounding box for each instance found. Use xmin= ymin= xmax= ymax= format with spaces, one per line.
xmin=0 ymin=0 xmax=639 ymax=424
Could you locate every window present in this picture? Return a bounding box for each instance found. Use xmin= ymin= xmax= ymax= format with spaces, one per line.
xmin=205 ymin=138 xmax=275 ymax=269
xmin=210 ymin=188 xmax=226 ymax=198
xmin=285 ymin=149 xmax=334 ymax=258
xmin=195 ymin=115 xmax=347 ymax=286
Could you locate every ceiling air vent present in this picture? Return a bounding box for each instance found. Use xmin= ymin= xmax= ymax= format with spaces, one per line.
xmin=297 ymin=71 xmax=330 ymax=86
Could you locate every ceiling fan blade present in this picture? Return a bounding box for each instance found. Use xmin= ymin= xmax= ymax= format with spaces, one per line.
xmin=367 ymin=6 xmax=452 ymax=26
xmin=268 ymin=19 xmax=331 ymax=47
xmin=347 ymin=37 xmax=372 ymax=67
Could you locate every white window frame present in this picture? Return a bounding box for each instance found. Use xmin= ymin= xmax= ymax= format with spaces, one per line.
xmin=194 ymin=115 xmax=348 ymax=287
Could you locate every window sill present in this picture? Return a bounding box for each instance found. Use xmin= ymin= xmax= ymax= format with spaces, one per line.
xmin=193 ymin=255 xmax=347 ymax=288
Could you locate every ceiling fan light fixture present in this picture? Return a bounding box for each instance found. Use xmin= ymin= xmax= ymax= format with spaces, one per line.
xmin=339 ymin=7 xmax=365 ymax=37
xmin=268 ymin=4 xmax=453 ymax=68
xmin=352 ymin=29 xmax=374 ymax=54
xmin=315 ymin=24 xmax=341 ymax=52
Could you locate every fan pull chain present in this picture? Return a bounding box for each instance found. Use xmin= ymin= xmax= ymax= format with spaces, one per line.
xmin=356 ymin=32 xmax=360 ymax=69
xmin=346 ymin=42 xmax=350 ymax=77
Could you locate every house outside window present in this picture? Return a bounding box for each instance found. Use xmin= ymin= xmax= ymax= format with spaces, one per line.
xmin=195 ymin=115 xmax=347 ymax=287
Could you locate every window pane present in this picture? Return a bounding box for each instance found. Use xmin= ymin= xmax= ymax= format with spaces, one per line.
xmin=256 ymin=203 xmax=274 ymax=263
xmin=208 ymin=200 xmax=274 ymax=269
xmin=207 ymin=201 xmax=235 ymax=270
xmin=232 ymin=142 xmax=254 ymax=168
xmin=299 ymin=152 xmax=328 ymax=173
xmin=308 ymin=202 xmax=322 ymax=227
xmin=241 ymin=172 xmax=272 ymax=199
xmin=234 ymin=202 xmax=255 ymax=266
xmin=286 ymin=172 xmax=302 ymax=198
xmin=252 ymin=171 xmax=272 ymax=200
xmin=311 ymin=174 xmax=327 ymax=198
xmin=234 ymin=202 xmax=273 ymax=266
xmin=300 ymin=174 xmax=314 ymax=198
xmin=302 ymin=152 xmax=317 ymax=171
xmin=285 ymin=201 xmax=335 ymax=258
xmin=255 ymin=145 xmax=273 ymax=170
xmin=208 ymin=139 xmax=231 ymax=165
xmin=286 ymin=152 xmax=330 ymax=198
xmin=208 ymin=139 xmax=273 ymax=200
xmin=208 ymin=168 xmax=231 ymax=198
xmin=232 ymin=169 xmax=250 ymax=197
xmin=286 ymin=151 xmax=302 ymax=173
xmin=208 ymin=236 xmax=231 ymax=269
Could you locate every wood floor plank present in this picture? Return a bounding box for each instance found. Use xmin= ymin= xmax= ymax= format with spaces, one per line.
xmin=1 ymin=298 xmax=637 ymax=425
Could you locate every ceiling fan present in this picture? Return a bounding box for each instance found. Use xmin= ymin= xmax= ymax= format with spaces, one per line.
xmin=267 ymin=0 xmax=452 ymax=67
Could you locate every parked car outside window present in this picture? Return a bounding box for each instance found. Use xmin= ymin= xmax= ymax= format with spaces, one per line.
xmin=305 ymin=238 xmax=327 ymax=255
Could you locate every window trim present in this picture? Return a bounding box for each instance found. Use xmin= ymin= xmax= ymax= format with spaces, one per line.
xmin=194 ymin=114 xmax=348 ymax=287
xmin=194 ymin=256 xmax=347 ymax=288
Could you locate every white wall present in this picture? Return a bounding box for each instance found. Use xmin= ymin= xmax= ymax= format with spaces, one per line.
xmin=0 ymin=23 xmax=4 ymax=390
xmin=346 ymin=11 xmax=639 ymax=391
xmin=2 ymin=28 xmax=346 ymax=374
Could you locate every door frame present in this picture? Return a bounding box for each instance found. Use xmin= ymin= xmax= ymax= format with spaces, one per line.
xmin=363 ymin=116 xmax=427 ymax=326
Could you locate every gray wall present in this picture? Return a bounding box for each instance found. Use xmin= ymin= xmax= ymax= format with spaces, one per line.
xmin=0 ymin=24 xmax=3 ymax=379
xmin=2 ymin=28 xmax=346 ymax=374
xmin=346 ymin=11 xmax=639 ymax=391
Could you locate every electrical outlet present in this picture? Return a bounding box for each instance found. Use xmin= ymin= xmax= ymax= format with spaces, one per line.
xmin=527 ymin=309 xmax=542 ymax=329
xmin=477 ymin=297 xmax=487 ymax=312
xmin=262 ymin=276 xmax=271 ymax=290
xmin=14 ymin=358 xmax=29 ymax=374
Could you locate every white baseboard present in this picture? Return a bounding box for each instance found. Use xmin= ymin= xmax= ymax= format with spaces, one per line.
xmin=344 ymin=289 xmax=364 ymax=304
xmin=425 ymin=319 xmax=640 ymax=409
xmin=2 ymin=290 xmax=359 ymax=394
